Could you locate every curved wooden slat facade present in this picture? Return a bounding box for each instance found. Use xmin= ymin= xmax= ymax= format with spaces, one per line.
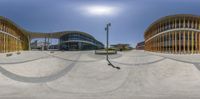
xmin=144 ymin=14 xmax=200 ymax=54
xmin=0 ymin=16 xmax=103 ymax=53
xmin=0 ymin=17 xmax=29 ymax=53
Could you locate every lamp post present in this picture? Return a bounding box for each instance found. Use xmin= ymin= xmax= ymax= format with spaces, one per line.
xmin=105 ymin=23 xmax=111 ymax=61
xmin=105 ymin=23 xmax=120 ymax=70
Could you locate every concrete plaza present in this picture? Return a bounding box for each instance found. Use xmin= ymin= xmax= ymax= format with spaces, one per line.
xmin=0 ymin=50 xmax=200 ymax=99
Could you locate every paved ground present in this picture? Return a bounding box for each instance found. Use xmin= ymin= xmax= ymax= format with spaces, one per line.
xmin=0 ymin=50 xmax=200 ymax=99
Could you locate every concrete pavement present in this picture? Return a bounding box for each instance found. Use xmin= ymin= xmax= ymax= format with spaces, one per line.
xmin=0 ymin=50 xmax=200 ymax=99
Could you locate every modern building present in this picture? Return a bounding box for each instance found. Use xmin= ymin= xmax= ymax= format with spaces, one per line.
xmin=136 ymin=41 xmax=145 ymax=50
xmin=60 ymin=32 xmax=104 ymax=50
xmin=110 ymin=44 xmax=131 ymax=51
xmin=0 ymin=16 xmax=104 ymax=53
xmin=0 ymin=16 xmax=29 ymax=53
xmin=49 ymin=45 xmax=59 ymax=50
xmin=30 ymin=40 xmax=50 ymax=50
xmin=144 ymin=14 xmax=200 ymax=54
xmin=30 ymin=40 xmax=38 ymax=49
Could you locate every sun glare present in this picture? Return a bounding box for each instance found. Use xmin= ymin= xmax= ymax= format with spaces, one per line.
xmin=85 ymin=6 xmax=116 ymax=16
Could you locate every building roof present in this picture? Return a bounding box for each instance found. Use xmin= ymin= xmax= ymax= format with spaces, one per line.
xmin=0 ymin=16 xmax=98 ymax=40
xmin=144 ymin=14 xmax=200 ymax=36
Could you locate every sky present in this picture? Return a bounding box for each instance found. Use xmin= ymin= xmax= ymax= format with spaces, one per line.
xmin=0 ymin=0 xmax=200 ymax=47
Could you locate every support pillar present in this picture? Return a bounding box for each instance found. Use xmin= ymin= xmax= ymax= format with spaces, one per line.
xmin=175 ymin=32 xmax=177 ymax=53
xmin=172 ymin=32 xmax=174 ymax=53
xmin=183 ymin=31 xmax=186 ymax=53
xmin=195 ymin=32 xmax=198 ymax=53
xmin=3 ymin=34 xmax=5 ymax=53
xmin=196 ymin=19 xmax=198 ymax=29
xmin=47 ymin=36 xmax=50 ymax=50
xmin=179 ymin=31 xmax=181 ymax=54
xmin=188 ymin=31 xmax=190 ymax=53
xmin=199 ymin=32 xmax=200 ymax=53
xmin=192 ymin=31 xmax=194 ymax=54
xmin=175 ymin=19 xmax=177 ymax=28
xmin=183 ymin=17 xmax=186 ymax=28
xmin=28 ymin=35 xmax=31 ymax=51
xmin=160 ymin=36 xmax=161 ymax=52
xmin=44 ymin=37 xmax=47 ymax=51
xmin=163 ymin=34 xmax=164 ymax=52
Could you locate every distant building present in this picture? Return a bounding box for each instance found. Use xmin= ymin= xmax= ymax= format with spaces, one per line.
xmin=136 ymin=41 xmax=145 ymax=50
xmin=110 ymin=44 xmax=131 ymax=51
xmin=30 ymin=40 xmax=50 ymax=50
xmin=30 ymin=40 xmax=38 ymax=49
xmin=49 ymin=45 xmax=59 ymax=50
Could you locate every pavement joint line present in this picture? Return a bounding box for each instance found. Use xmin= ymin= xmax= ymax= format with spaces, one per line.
xmin=0 ymin=55 xmax=51 ymax=65
xmin=0 ymin=54 xmax=81 ymax=83
xmin=147 ymin=52 xmax=200 ymax=64
xmin=48 ymin=52 xmax=122 ymax=63
xmin=125 ymin=54 xmax=154 ymax=57
xmin=50 ymin=54 xmax=103 ymax=62
xmin=0 ymin=51 xmax=122 ymax=64
xmin=0 ymin=52 xmax=79 ymax=64
xmin=0 ymin=51 xmax=64 ymax=64
xmin=111 ymin=57 xmax=166 ymax=66
xmin=146 ymin=52 xmax=200 ymax=74
xmin=193 ymin=64 xmax=200 ymax=71
xmin=44 ymin=51 xmax=104 ymax=62
xmin=44 ymin=69 xmax=131 ymax=94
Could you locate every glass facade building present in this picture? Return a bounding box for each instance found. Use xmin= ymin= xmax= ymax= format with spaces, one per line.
xmin=144 ymin=14 xmax=200 ymax=54
xmin=60 ymin=33 xmax=104 ymax=50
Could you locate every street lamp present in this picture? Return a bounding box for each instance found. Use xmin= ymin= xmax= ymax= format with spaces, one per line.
xmin=105 ymin=23 xmax=120 ymax=70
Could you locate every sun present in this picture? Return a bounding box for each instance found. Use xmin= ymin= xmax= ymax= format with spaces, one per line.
xmin=85 ymin=6 xmax=116 ymax=16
